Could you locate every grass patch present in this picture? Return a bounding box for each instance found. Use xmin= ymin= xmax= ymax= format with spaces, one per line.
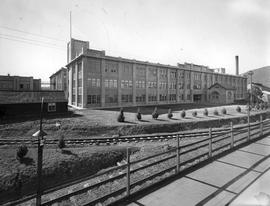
xmin=0 ymin=146 xmax=138 ymax=204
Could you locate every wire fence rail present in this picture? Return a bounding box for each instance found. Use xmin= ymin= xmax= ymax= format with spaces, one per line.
xmin=4 ymin=117 xmax=270 ymax=206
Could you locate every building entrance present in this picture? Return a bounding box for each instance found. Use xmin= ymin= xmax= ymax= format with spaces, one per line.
xmin=193 ymin=94 xmax=202 ymax=103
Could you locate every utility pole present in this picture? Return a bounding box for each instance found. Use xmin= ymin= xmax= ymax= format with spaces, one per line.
xmin=32 ymin=97 xmax=47 ymax=206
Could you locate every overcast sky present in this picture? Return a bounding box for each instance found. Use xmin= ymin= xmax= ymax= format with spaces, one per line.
xmin=0 ymin=0 xmax=269 ymax=81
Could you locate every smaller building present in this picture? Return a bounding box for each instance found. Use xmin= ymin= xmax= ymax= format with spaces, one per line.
xmin=0 ymin=90 xmax=67 ymax=119
xmin=208 ymin=83 xmax=235 ymax=104
xmin=0 ymin=75 xmax=41 ymax=91
xmin=49 ymin=68 xmax=68 ymax=97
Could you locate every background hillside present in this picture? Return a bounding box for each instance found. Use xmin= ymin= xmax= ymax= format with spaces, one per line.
xmin=242 ymin=66 xmax=270 ymax=87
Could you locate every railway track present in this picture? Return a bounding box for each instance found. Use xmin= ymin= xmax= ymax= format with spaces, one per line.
xmin=1 ymin=119 xmax=268 ymax=146
xmin=0 ymin=123 xmax=260 ymax=146
xmin=0 ymin=129 xmax=230 ymax=146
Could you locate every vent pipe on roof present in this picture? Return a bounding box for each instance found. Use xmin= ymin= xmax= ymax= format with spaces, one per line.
xmin=235 ymin=56 xmax=239 ymax=75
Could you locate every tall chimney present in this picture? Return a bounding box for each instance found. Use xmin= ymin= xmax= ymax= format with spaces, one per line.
xmin=235 ymin=55 xmax=239 ymax=75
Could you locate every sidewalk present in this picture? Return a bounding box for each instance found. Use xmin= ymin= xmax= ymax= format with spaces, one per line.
xmin=127 ymin=136 xmax=270 ymax=206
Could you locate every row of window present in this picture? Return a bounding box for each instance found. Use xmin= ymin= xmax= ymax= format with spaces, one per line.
xmin=136 ymin=95 xmax=146 ymax=102
xmin=105 ymin=79 xmax=117 ymax=88
xmin=87 ymin=78 xmax=101 ymax=87
xmin=122 ymin=94 xmax=133 ymax=103
xmin=193 ymin=84 xmax=202 ymax=90
xmin=84 ymin=93 xmax=194 ymax=105
xmin=136 ymin=81 xmax=146 ymax=88
xmin=121 ymin=80 xmax=132 ymax=88
xmin=148 ymin=81 xmax=157 ymax=88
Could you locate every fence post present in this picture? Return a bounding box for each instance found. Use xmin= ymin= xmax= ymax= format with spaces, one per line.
xmin=260 ymin=115 xmax=263 ymax=136
xmin=230 ymin=122 xmax=234 ymax=149
xmin=208 ymin=128 xmax=212 ymax=158
xmin=126 ymin=147 xmax=130 ymax=197
xmin=247 ymin=109 xmax=250 ymax=141
xmin=176 ymin=135 xmax=180 ymax=174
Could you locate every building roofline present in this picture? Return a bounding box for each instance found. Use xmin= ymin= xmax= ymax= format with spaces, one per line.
xmin=208 ymin=82 xmax=236 ymax=90
xmin=65 ymin=50 xmax=247 ymax=79
xmin=49 ymin=67 xmax=67 ymax=78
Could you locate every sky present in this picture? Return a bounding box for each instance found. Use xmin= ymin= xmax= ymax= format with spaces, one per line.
xmin=0 ymin=0 xmax=269 ymax=82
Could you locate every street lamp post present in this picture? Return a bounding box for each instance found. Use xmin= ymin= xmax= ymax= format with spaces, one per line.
xmin=249 ymin=71 xmax=254 ymax=105
xmin=247 ymin=71 xmax=254 ymax=141
xmin=32 ymin=97 xmax=47 ymax=206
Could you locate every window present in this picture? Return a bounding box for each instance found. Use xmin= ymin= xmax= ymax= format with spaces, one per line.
xmin=97 ymin=79 xmax=100 ymax=87
xmin=105 ymin=79 xmax=109 ymax=88
xmin=136 ymin=95 xmax=146 ymax=102
xmin=113 ymin=80 xmax=117 ymax=88
xmin=121 ymin=94 xmax=133 ymax=103
xmin=105 ymin=95 xmax=117 ymax=103
xmin=87 ymin=95 xmax=101 ymax=104
xmin=48 ymin=103 xmax=56 ymax=112
xmin=92 ymin=79 xmax=96 ymax=87
xmin=148 ymin=95 xmax=157 ymax=102
xmin=129 ymin=80 xmax=132 ymax=88
xmin=20 ymin=84 xmax=23 ymax=89
xmin=109 ymin=80 xmax=114 ymax=88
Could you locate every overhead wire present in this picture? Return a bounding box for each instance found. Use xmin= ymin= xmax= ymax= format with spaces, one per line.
xmin=0 ymin=25 xmax=66 ymax=42
xmin=0 ymin=33 xmax=66 ymax=49
xmin=0 ymin=34 xmax=66 ymax=52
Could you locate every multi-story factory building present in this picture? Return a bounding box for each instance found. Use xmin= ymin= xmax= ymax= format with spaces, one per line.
xmin=66 ymin=38 xmax=247 ymax=108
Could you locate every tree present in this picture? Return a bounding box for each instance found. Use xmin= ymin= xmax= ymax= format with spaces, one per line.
xmin=58 ymin=135 xmax=65 ymax=152
xmin=180 ymin=110 xmax=186 ymax=118
xmin=17 ymin=145 xmax=28 ymax=161
xmin=117 ymin=108 xmax=125 ymax=122
xmin=136 ymin=107 xmax=142 ymax=120
xmin=203 ymin=109 xmax=208 ymax=116
xmin=167 ymin=108 xmax=173 ymax=119
xmin=221 ymin=108 xmax=227 ymax=115
xmin=152 ymin=107 xmax=159 ymax=119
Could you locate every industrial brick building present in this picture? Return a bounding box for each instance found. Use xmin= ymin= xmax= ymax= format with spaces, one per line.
xmin=66 ymin=38 xmax=247 ymax=108
xmin=0 ymin=75 xmax=41 ymax=91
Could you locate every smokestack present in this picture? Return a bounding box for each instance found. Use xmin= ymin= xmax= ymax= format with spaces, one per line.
xmin=235 ymin=55 xmax=239 ymax=75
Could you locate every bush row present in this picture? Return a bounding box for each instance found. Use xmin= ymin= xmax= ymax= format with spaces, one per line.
xmin=116 ymin=106 xmax=253 ymax=122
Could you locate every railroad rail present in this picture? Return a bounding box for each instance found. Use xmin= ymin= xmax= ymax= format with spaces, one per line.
xmin=0 ymin=120 xmax=267 ymax=146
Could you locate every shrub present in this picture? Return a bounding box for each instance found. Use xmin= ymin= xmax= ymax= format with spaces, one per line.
xmin=255 ymin=103 xmax=260 ymax=110
xmin=236 ymin=106 xmax=241 ymax=113
xmin=136 ymin=107 xmax=142 ymax=121
xmin=221 ymin=108 xmax=227 ymax=115
xmin=17 ymin=145 xmax=28 ymax=160
xmin=117 ymin=108 xmax=125 ymax=122
xmin=246 ymin=104 xmax=251 ymax=111
xmin=192 ymin=110 xmax=197 ymax=117
xmin=167 ymin=108 xmax=173 ymax=119
xmin=58 ymin=135 xmax=65 ymax=150
xmin=260 ymin=103 xmax=264 ymax=110
xmin=152 ymin=107 xmax=159 ymax=119
xmin=213 ymin=109 xmax=219 ymax=116
xmin=203 ymin=109 xmax=208 ymax=116
xmin=180 ymin=110 xmax=186 ymax=118
xmin=264 ymin=102 xmax=268 ymax=110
